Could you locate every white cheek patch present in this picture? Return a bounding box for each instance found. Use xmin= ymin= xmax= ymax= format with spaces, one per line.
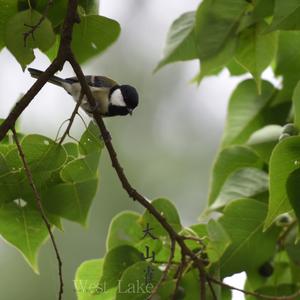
xmin=111 ymin=89 xmax=126 ymax=107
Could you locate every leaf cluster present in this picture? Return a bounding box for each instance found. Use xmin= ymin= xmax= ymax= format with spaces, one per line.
xmin=0 ymin=121 xmax=102 ymax=271
xmin=0 ymin=0 xmax=120 ymax=69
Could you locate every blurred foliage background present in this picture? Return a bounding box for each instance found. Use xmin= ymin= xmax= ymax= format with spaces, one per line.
xmin=0 ymin=0 xmax=244 ymax=299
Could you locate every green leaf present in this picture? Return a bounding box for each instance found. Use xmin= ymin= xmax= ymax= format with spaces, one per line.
xmin=221 ymin=79 xmax=275 ymax=148
xmin=268 ymin=0 xmax=300 ymax=32
xmin=155 ymin=11 xmax=197 ymax=71
xmin=246 ymin=285 xmax=300 ymax=300
xmin=79 ymin=0 xmax=99 ymax=15
xmin=63 ymin=142 xmax=79 ymax=159
xmin=275 ymin=31 xmax=300 ymax=94
xmin=36 ymin=0 xmax=68 ymax=27
xmin=0 ymin=0 xmax=18 ymax=50
xmin=75 ymin=259 xmax=117 ymax=300
xmin=4 ymin=9 xmax=55 ymax=69
xmin=219 ymin=199 xmax=279 ymax=277
xmin=141 ymin=198 xmax=181 ymax=237
xmin=265 ymin=137 xmax=300 ymax=229
xmin=235 ymin=22 xmax=277 ymax=93
xmin=252 ymin=0 xmax=275 ymax=20
xmin=210 ymin=168 xmax=269 ymax=210
xmin=43 ymin=178 xmax=98 ymax=225
xmin=79 ymin=121 xmax=103 ymax=155
xmin=0 ymin=202 xmax=49 ymax=272
xmin=72 ymin=15 xmax=120 ymax=64
xmin=227 ymin=59 xmax=247 ymax=76
xmin=106 ymin=211 xmax=142 ymax=251
xmin=60 ymin=152 xmax=100 ymax=182
xmin=287 ymin=168 xmax=300 ymax=223
xmin=293 ymin=80 xmax=300 ymax=131
xmin=208 ymin=145 xmax=263 ymax=205
xmin=20 ymin=134 xmax=67 ymax=172
xmin=195 ymin=0 xmax=247 ymax=60
xmin=198 ymin=37 xmax=236 ymax=82
xmin=116 ymin=261 xmax=164 ymax=300
xmin=206 ymin=219 xmax=231 ymax=263
xmin=247 ymin=125 xmax=282 ymax=163
xmin=100 ymin=245 xmax=143 ymax=289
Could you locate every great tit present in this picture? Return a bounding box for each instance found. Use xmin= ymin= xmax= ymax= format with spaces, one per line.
xmin=28 ymin=68 xmax=139 ymax=117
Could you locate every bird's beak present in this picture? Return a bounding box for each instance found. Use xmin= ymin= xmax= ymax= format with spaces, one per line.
xmin=128 ymin=108 xmax=133 ymax=115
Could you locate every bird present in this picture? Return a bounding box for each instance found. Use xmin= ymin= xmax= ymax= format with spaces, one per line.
xmin=28 ymin=68 xmax=139 ymax=117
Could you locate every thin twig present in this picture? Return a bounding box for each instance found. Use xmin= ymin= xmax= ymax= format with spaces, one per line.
xmin=58 ymin=91 xmax=84 ymax=144
xmin=207 ymin=278 xmax=217 ymax=300
xmin=12 ymin=128 xmax=63 ymax=300
xmin=172 ymin=252 xmax=187 ymax=300
xmin=148 ymin=239 xmax=175 ymax=299
xmin=208 ymin=276 xmax=300 ymax=300
xmin=24 ymin=0 xmax=54 ymax=47
xmin=199 ymin=268 xmax=206 ymax=300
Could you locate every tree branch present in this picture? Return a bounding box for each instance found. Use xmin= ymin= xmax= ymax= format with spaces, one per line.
xmin=12 ymin=128 xmax=63 ymax=300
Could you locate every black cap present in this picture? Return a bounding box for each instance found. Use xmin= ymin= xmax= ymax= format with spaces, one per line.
xmin=120 ymin=85 xmax=139 ymax=110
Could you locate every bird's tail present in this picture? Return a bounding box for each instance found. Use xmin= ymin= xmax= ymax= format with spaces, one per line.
xmin=28 ymin=68 xmax=66 ymax=87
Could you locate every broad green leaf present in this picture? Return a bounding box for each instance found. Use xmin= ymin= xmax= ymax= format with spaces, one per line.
xmin=275 ymin=31 xmax=300 ymax=95
xmin=75 ymin=259 xmax=117 ymax=300
xmin=253 ymin=0 xmax=275 ymax=20
xmin=43 ymin=178 xmax=98 ymax=225
xmin=195 ymin=0 xmax=247 ymax=60
xmin=206 ymin=219 xmax=231 ymax=263
xmin=79 ymin=0 xmax=99 ymax=15
xmin=286 ymin=168 xmax=300 ymax=223
xmin=293 ymin=80 xmax=300 ymax=130
xmin=198 ymin=37 xmax=236 ymax=82
xmin=36 ymin=0 xmax=68 ymax=27
xmin=4 ymin=9 xmax=55 ymax=69
xmin=100 ymin=245 xmax=143 ymax=289
xmin=141 ymin=198 xmax=181 ymax=237
xmin=268 ymin=0 xmax=300 ymax=32
xmin=155 ymin=11 xmax=197 ymax=71
xmin=20 ymin=135 xmax=67 ymax=172
xmin=208 ymin=145 xmax=263 ymax=205
xmin=45 ymin=35 xmax=59 ymax=61
xmin=116 ymin=261 xmax=164 ymax=300
xmin=79 ymin=121 xmax=103 ymax=155
xmin=265 ymin=137 xmax=300 ymax=229
xmin=219 ymin=199 xmax=279 ymax=277
xmin=0 ymin=202 xmax=49 ymax=272
xmin=246 ymin=284 xmax=300 ymax=300
xmin=63 ymin=142 xmax=79 ymax=159
xmin=60 ymin=152 xmax=100 ymax=182
xmin=210 ymin=168 xmax=269 ymax=210
xmin=227 ymin=59 xmax=247 ymax=76
xmin=0 ymin=0 xmax=18 ymax=50
xmin=247 ymin=125 xmax=282 ymax=163
xmin=221 ymin=79 xmax=275 ymax=148
xmin=235 ymin=22 xmax=277 ymax=93
xmin=72 ymin=15 xmax=120 ymax=64
xmin=106 ymin=211 xmax=142 ymax=251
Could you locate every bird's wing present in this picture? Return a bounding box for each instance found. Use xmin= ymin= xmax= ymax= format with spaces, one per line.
xmin=65 ymin=75 xmax=118 ymax=88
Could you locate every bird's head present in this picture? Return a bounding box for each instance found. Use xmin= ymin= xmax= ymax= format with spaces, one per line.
xmin=109 ymin=85 xmax=139 ymax=116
